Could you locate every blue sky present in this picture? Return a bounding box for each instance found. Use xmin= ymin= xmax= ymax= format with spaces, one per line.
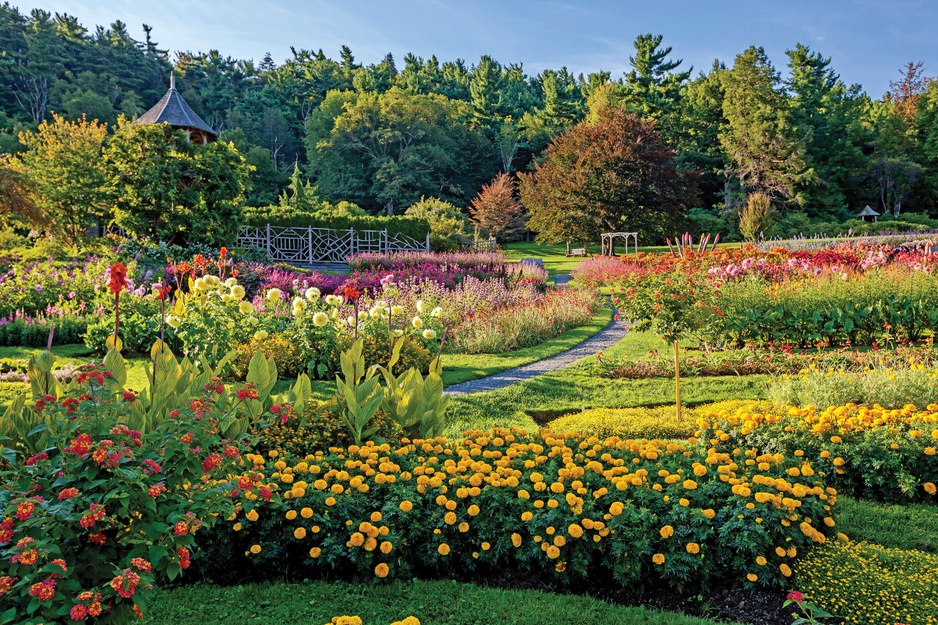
xmin=15 ymin=0 xmax=938 ymax=97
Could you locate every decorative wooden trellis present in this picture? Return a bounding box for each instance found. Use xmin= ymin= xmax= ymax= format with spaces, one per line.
xmin=237 ymin=225 xmax=430 ymax=265
xmin=601 ymin=232 xmax=638 ymax=256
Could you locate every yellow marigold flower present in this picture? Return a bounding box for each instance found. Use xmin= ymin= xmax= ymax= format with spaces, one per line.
xmin=249 ymin=544 xmax=261 ymax=554
xmin=232 ymin=522 xmax=242 ymax=531
xmin=568 ymin=523 xmax=584 ymax=539
xmin=679 ymin=498 xmax=690 ymax=507
xmin=309 ymin=547 xmax=321 ymax=558
xmin=380 ymin=541 xmax=393 ymax=554
xmin=747 ymin=573 xmax=758 ymax=582
xmin=776 ymin=546 xmax=786 ymax=557
xmin=926 ymin=447 xmax=936 ymax=456
xmin=331 ymin=483 xmax=344 ymax=494
xmin=511 ymin=533 xmax=523 ymax=547
xmin=481 ymin=542 xmax=490 ymax=551
xmin=659 ymin=525 xmax=674 ymax=539
xmin=314 ymin=480 xmax=328 ymax=490
xmin=349 ymin=532 xmax=365 ymax=547
xmin=521 ymin=511 xmax=533 ymax=522
xmin=682 ymin=479 xmax=697 ymax=490
xmin=285 ymin=510 xmax=298 ymax=520
xmin=467 ymin=504 xmax=480 ymax=516
xmin=756 ymin=556 xmax=767 ymax=566
xmin=553 ymin=535 xmax=566 ymax=547
xmin=246 ymin=509 xmax=259 ymax=522
xmin=294 ymin=527 xmax=307 ymax=539
xmin=779 ymin=563 xmax=792 ymax=577
xmin=925 ymin=482 xmax=937 ymax=495
xmin=550 ymin=482 xmax=564 ymax=493
xmin=546 ymin=545 xmax=561 ymax=559
xmin=652 ymin=553 xmax=665 ymax=565
xmin=701 ymin=508 xmax=716 ymax=520
xmin=301 ymin=507 xmax=314 ymax=519
xmin=458 ymin=522 xmax=470 ymax=533
xmin=823 ymin=517 xmax=835 ymax=527
xmin=325 ymin=497 xmax=337 ymax=506
xmin=830 ymin=435 xmax=842 ymax=444
xmin=437 ymin=543 xmax=450 ymax=556
xmin=374 ymin=563 xmax=389 ymax=578
xmin=364 ymin=537 xmax=377 ymax=552
xmin=686 ymin=542 xmax=700 ymax=554
xmin=609 ymin=501 xmax=625 ymax=516
xmin=399 ymin=500 xmax=413 ymax=512
xmin=832 ymin=457 xmax=844 ymax=467
xmin=370 ymin=511 xmax=383 ymax=522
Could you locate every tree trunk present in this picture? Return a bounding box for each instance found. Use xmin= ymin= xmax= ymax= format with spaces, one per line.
xmin=674 ymin=340 xmax=682 ymax=423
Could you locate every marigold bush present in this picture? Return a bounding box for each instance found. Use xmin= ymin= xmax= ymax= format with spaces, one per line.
xmin=768 ymin=363 xmax=938 ymax=409
xmin=198 ymin=427 xmax=836 ymax=591
xmin=794 ymin=541 xmax=938 ymax=625
xmin=697 ymin=403 xmax=938 ymax=503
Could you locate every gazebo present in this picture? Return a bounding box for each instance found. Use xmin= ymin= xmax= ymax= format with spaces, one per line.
xmin=601 ymin=232 xmax=638 ymax=256
xmin=857 ymin=205 xmax=880 ymax=223
xmin=134 ymin=73 xmax=217 ymax=144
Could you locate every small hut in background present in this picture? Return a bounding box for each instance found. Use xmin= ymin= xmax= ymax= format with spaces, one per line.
xmin=134 ymin=74 xmax=217 ymax=144
xmin=857 ymin=205 xmax=880 ymax=223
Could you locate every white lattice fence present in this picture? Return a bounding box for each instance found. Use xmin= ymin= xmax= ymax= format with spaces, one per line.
xmin=237 ymin=225 xmax=429 ymax=264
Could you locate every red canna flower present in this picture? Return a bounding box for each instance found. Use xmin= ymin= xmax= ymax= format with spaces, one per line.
xmin=107 ymin=263 xmax=128 ymax=295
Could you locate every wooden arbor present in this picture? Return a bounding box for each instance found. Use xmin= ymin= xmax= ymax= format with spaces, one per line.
xmin=601 ymin=232 xmax=638 ymax=256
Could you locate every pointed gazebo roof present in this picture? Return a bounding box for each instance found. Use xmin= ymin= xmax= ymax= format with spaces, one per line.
xmin=857 ymin=205 xmax=880 ymax=218
xmin=135 ymin=74 xmax=217 ymax=143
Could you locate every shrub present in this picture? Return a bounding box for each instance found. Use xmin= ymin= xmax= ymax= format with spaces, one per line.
xmin=696 ymin=403 xmax=938 ymax=503
xmin=548 ymin=401 xmax=775 ymax=441
xmin=794 ymin=541 xmax=938 ymax=625
xmin=199 ymin=427 xmax=836 ymax=592
xmin=768 ymin=364 xmax=938 ymax=409
xmin=0 ymin=357 xmax=251 ymax=623
xmin=570 ymin=256 xmax=646 ymax=288
xmin=340 ymin=333 xmax=434 ymax=375
xmin=547 ymin=407 xmax=696 ymax=440
xmin=234 ymin=333 xmax=308 ymax=379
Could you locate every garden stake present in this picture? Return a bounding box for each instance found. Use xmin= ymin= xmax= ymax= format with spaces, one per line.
xmin=674 ymin=339 xmax=682 ymax=423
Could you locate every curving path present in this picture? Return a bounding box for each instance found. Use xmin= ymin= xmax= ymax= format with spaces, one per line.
xmin=444 ymin=303 xmax=628 ymax=397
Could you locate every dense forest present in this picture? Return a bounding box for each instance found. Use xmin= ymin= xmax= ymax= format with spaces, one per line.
xmin=3 ymin=4 xmax=938 ymax=239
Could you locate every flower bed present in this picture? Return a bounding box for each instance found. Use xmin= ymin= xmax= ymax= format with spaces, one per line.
xmin=696 ymin=403 xmax=938 ymax=504
xmin=793 ymin=541 xmax=938 ymax=625
xmin=198 ymin=426 xmax=836 ymax=592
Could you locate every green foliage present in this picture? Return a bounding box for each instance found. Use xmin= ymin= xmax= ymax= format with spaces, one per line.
xmin=767 ymin=364 xmax=938 ymax=410
xmin=234 ymin=333 xmax=306 ymax=379
xmin=794 ymin=541 xmax=938 ymax=625
xmin=738 ymin=192 xmax=775 ymax=241
xmin=11 ymin=113 xmax=109 ymax=246
xmin=334 ymin=339 xmax=384 ymax=446
xmin=242 ymin=207 xmax=431 ymax=240
xmin=720 ymin=47 xmax=809 ymax=205
xmin=404 ymin=197 xmax=468 ymax=252
xmin=832 ymin=495 xmax=938 ymax=553
xmin=378 ymin=353 xmax=449 ymax=440
xmin=0 ymin=350 xmax=256 ymax=624
xmin=105 ymin=118 xmax=251 ymax=246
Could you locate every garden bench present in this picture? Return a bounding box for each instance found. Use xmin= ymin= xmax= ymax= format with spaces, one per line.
xmin=566 ymin=247 xmax=587 ymax=257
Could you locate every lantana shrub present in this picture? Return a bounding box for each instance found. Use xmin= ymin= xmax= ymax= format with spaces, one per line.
xmin=0 ymin=360 xmax=259 ymax=623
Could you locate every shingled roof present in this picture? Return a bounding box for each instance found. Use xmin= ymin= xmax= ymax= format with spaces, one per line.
xmin=135 ymin=74 xmax=217 ymax=140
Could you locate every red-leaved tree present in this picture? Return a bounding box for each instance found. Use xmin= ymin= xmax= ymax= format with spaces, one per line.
xmin=518 ymin=107 xmax=695 ymax=246
xmin=469 ymin=172 xmax=527 ymax=242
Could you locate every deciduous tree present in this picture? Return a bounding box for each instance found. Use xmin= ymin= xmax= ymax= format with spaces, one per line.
xmin=519 ymin=107 xmax=694 ymax=246
xmin=469 ymin=172 xmax=526 ymax=242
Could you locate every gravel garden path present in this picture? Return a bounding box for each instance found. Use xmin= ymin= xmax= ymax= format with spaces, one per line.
xmin=444 ymin=301 xmax=628 ymax=397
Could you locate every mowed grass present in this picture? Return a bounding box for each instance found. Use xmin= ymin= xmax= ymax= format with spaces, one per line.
xmin=442 ymin=329 xmax=769 ymax=438
xmin=145 ymin=579 xmax=730 ymax=625
xmin=0 ymin=344 xmax=152 ymax=391
xmin=833 ymin=495 xmax=938 ymax=553
xmin=440 ymin=306 xmax=613 ymax=386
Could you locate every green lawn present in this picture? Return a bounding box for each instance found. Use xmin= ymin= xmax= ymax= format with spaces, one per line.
xmin=833 ymin=495 xmax=938 ymax=553
xmin=442 ymin=329 xmax=769 ymax=438
xmin=145 ymin=579 xmax=729 ymax=625
xmin=502 ymin=241 xmax=587 ymax=276
xmin=440 ymin=307 xmax=612 ymax=386
xmin=0 ymin=344 xmax=152 ymax=391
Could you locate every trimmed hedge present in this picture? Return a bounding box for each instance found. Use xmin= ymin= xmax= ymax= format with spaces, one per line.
xmin=242 ymin=207 xmax=430 ymax=240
